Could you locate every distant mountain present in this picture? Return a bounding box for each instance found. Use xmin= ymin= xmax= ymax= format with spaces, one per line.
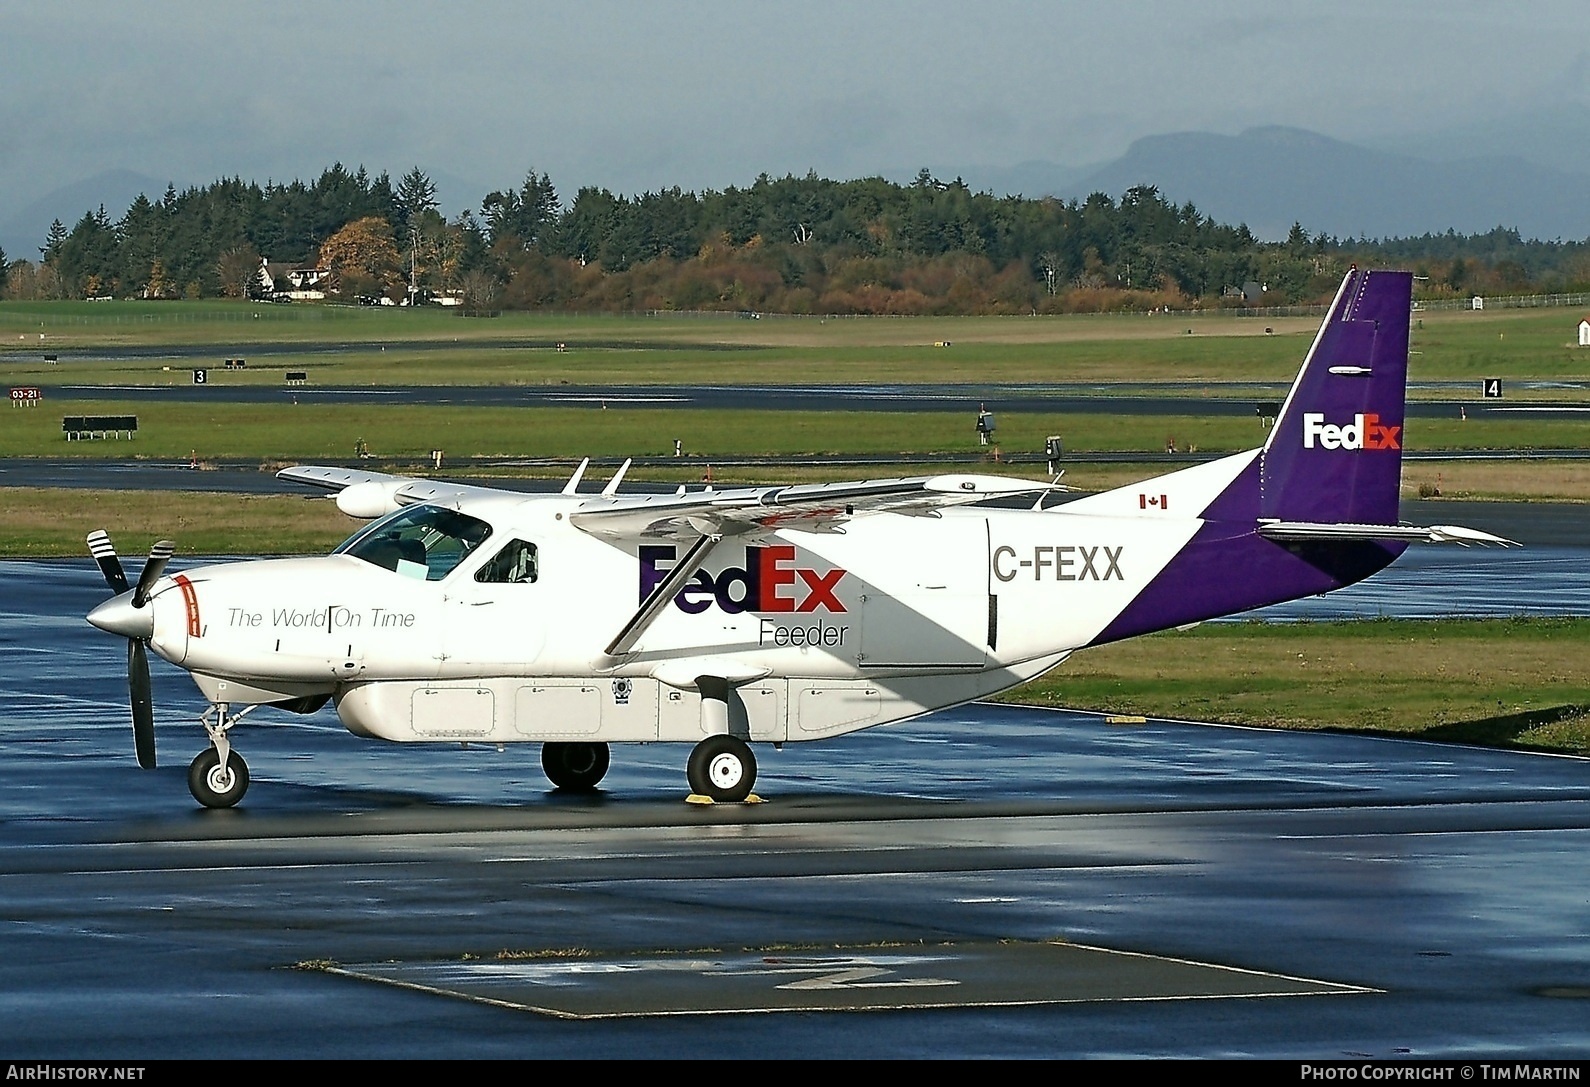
xmin=1066 ymin=126 xmax=1590 ymax=242
xmin=0 ymin=169 xmax=170 ymax=262
xmin=1371 ymin=102 xmax=1590 ymax=179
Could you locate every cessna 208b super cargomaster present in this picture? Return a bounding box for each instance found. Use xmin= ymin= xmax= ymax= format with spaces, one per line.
xmin=86 ymin=268 xmax=1512 ymax=808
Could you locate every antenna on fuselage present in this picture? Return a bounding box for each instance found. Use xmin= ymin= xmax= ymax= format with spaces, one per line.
xmin=1032 ymin=472 xmax=1067 ymax=510
xmin=561 ymin=457 xmax=590 ymax=495
xmin=601 ymin=458 xmax=632 ymax=497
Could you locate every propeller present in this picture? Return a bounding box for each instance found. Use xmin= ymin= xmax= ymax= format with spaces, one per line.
xmin=86 ymin=531 xmax=174 ymax=770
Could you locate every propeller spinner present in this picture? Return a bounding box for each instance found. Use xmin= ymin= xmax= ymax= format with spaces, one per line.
xmin=85 ymin=531 xmax=174 ymax=770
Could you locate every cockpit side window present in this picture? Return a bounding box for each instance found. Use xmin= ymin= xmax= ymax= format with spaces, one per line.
xmin=475 ymin=539 xmax=539 ymax=584
xmin=336 ymin=504 xmax=492 ymax=581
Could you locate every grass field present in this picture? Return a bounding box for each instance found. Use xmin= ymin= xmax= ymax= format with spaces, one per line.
xmin=3 ymin=399 xmax=1587 ymax=464
xmin=0 ymin=487 xmax=356 ymax=557
xmin=1002 ymin=618 xmax=1590 ymax=754
xmin=3 ymin=299 xmax=1590 ymax=387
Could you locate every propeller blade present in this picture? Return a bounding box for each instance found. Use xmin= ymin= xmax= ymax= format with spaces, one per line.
xmin=128 ymin=639 xmax=156 ymax=770
xmin=87 ymin=530 xmax=130 ymax=595
xmin=132 ymin=540 xmax=176 ymax=608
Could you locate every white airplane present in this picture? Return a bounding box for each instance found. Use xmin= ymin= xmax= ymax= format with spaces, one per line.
xmin=86 ymin=268 xmax=1512 ymax=808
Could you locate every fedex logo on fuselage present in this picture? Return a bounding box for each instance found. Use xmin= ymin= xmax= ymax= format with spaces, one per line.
xmin=1301 ymin=412 xmax=1401 ymax=451
xmin=640 ymin=544 xmax=847 ymax=614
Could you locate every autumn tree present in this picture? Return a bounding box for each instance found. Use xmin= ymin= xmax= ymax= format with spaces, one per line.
xmin=146 ymin=259 xmax=172 ymax=299
xmin=317 ymin=217 xmax=402 ymax=299
xmin=460 ymin=268 xmax=499 ymax=315
xmin=216 ymin=244 xmax=263 ymax=298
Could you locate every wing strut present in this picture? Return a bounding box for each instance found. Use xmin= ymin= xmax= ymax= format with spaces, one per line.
xmin=604 ymin=533 xmax=723 ymax=658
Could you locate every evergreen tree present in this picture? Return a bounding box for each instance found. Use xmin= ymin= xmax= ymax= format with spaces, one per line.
xmin=482 ymin=170 xmax=558 ymax=250
xmin=58 ymin=207 xmax=122 ymax=296
xmin=42 ymin=219 xmax=67 ymax=263
xmin=119 ymin=193 xmax=164 ymax=297
xmin=395 ymin=167 xmax=438 ymax=250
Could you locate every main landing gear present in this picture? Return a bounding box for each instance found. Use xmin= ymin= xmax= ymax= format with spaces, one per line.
xmin=188 ymin=703 xmax=257 ymax=809
xmin=541 ymin=741 xmax=610 ymax=792
xmin=538 ymin=737 xmax=760 ymax=803
xmin=686 ymin=734 xmax=757 ymax=804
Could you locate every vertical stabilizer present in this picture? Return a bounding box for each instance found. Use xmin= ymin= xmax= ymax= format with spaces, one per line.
xmin=1259 ymin=268 xmax=1412 ymax=525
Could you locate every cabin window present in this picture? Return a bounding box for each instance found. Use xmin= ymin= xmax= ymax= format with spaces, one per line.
xmin=475 ymin=539 xmax=539 ymax=584
xmin=336 ymin=504 xmax=492 ymax=581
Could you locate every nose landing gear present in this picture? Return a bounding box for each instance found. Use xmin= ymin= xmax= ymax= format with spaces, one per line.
xmin=188 ymin=703 xmax=258 ymax=809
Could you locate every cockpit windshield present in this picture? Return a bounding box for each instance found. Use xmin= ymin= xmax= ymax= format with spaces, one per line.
xmin=335 ymin=504 xmax=492 ymax=581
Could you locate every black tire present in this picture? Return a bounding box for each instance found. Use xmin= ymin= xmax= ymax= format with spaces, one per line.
xmin=188 ymin=748 xmax=249 ymax=809
xmin=686 ymin=735 xmax=757 ymax=803
xmin=541 ymin=741 xmax=610 ymax=792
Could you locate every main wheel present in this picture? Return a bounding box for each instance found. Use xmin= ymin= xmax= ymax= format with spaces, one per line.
xmin=686 ymin=735 xmax=757 ymax=803
xmin=541 ymin=741 xmax=610 ymax=792
xmin=188 ymin=748 xmax=249 ymax=809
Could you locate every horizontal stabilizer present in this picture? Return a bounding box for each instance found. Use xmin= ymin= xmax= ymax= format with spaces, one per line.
xmin=1257 ymin=520 xmax=1518 ymax=547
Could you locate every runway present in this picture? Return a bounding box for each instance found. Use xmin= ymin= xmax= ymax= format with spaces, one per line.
xmin=30 ymin=377 xmax=1590 ymax=418
xmin=2 ymin=561 xmax=1589 ymax=1057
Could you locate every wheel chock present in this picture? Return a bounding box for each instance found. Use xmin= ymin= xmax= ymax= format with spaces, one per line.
xmin=685 ymin=793 xmax=715 ymax=805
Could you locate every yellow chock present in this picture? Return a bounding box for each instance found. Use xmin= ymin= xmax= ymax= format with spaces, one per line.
xmin=744 ymin=793 xmax=764 ymax=804
xmin=685 ymin=793 xmax=715 ymax=805
xmin=1105 ymin=715 xmax=1147 ymax=725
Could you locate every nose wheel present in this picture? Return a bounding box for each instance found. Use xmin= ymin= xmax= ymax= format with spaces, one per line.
xmin=189 ymin=748 xmax=249 ymax=809
xmin=188 ymin=702 xmax=257 ymax=809
xmin=686 ymin=735 xmax=757 ymax=803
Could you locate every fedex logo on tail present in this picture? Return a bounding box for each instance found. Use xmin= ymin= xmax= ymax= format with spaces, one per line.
xmin=640 ymin=545 xmax=847 ymax=615
xmin=1302 ymin=412 xmax=1401 ymax=451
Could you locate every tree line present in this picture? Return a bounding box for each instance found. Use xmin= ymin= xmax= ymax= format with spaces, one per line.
xmin=5 ymin=164 xmax=1589 ymax=314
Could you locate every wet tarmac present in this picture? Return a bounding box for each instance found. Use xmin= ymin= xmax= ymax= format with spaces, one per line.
xmin=2 ymin=560 xmax=1589 ymax=1058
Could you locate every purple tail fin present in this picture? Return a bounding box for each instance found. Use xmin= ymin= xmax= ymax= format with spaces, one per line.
xmin=1259 ymin=268 xmax=1412 ymax=525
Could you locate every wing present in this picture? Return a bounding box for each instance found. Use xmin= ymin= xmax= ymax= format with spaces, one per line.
xmin=275 ymin=465 xmax=401 ymax=492
xmin=277 ymin=465 xmax=515 ymax=517
xmin=569 ymin=473 xmax=1048 ymax=542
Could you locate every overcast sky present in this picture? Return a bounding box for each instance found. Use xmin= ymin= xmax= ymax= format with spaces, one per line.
xmin=2 ymin=1 xmax=1589 ymax=217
